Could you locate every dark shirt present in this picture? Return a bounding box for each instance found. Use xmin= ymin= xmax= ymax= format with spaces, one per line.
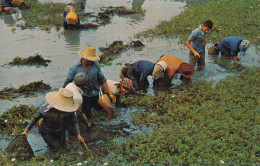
xmin=1 ymin=0 xmax=13 ymax=7
xmin=218 ymin=36 xmax=243 ymax=56
xmin=26 ymin=104 xmax=80 ymax=135
xmin=129 ymin=60 xmax=155 ymax=82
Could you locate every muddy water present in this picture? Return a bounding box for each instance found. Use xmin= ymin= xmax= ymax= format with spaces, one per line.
xmin=0 ymin=0 xmax=259 ymax=157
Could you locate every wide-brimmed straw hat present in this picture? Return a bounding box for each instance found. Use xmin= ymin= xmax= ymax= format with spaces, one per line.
xmin=46 ymin=88 xmax=80 ymax=112
xmin=78 ymin=46 xmax=100 ymax=61
xmin=178 ymin=63 xmax=194 ymax=78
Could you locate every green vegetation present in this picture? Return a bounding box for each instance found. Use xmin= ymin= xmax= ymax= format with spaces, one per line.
xmin=135 ymin=0 xmax=260 ymax=46
xmin=107 ymin=66 xmax=259 ymax=165
xmin=0 ymin=105 xmax=37 ymax=135
xmin=0 ymin=80 xmax=51 ymax=100
xmin=7 ymin=53 xmax=51 ymax=67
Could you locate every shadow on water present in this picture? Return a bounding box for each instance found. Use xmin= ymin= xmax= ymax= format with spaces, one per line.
xmin=0 ymin=0 xmax=259 ymax=159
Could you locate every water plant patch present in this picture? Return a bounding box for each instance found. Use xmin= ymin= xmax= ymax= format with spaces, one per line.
xmin=7 ymin=53 xmax=51 ymax=67
xmin=99 ymin=40 xmax=145 ymax=66
xmin=0 ymin=80 xmax=51 ymax=100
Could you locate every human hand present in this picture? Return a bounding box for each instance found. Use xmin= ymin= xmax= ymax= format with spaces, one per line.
xmin=109 ymin=94 xmax=116 ymax=104
xmin=77 ymin=134 xmax=85 ymax=143
xmin=233 ymin=56 xmax=240 ymax=61
xmin=193 ymin=51 xmax=200 ymax=58
xmin=21 ymin=128 xmax=29 ymax=137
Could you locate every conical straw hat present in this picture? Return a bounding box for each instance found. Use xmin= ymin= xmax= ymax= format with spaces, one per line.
xmin=46 ymin=88 xmax=79 ymax=112
xmin=78 ymin=46 xmax=100 ymax=61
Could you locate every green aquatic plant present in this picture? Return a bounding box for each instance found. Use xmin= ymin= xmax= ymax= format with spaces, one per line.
xmin=8 ymin=53 xmax=51 ymax=66
xmin=0 ymin=105 xmax=37 ymax=135
xmin=135 ymin=0 xmax=260 ymax=46
xmin=0 ymin=81 xmax=51 ymax=100
xmin=108 ymin=66 xmax=260 ymax=164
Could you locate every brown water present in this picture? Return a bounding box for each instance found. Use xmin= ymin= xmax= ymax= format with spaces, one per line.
xmin=0 ymin=0 xmax=259 ymax=156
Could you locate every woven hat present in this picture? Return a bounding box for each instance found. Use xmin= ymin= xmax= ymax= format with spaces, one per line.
xmin=46 ymin=88 xmax=80 ymax=112
xmin=74 ymin=73 xmax=88 ymax=86
xmin=178 ymin=63 xmax=194 ymax=78
xmin=78 ymin=46 xmax=100 ymax=61
xmin=240 ymin=40 xmax=250 ymax=52
xmin=66 ymin=9 xmax=78 ymax=25
xmin=120 ymin=78 xmax=133 ymax=90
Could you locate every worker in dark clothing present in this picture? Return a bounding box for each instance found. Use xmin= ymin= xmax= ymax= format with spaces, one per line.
xmin=22 ymin=88 xmax=84 ymax=152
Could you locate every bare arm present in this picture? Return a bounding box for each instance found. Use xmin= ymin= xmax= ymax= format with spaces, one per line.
xmin=185 ymin=39 xmax=200 ymax=58
xmin=102 ymin=82 xmax=116 ymax=103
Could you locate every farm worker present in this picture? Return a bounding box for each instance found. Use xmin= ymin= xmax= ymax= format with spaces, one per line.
xmin=22 ymin=88 xmax=84 ymax=152
xmin=185 ymin=20 xmax=213 ymax=70
xmin=63 ymin=6 xmax=81 ymax=30
xmin=100 ymin=78 xmax=133 ymax=109
xmin=1 ymin=0 xmax=25 ymax=12
xmin=127 ymin=60 xmax=161 ymax=91
xmin=63 ymin=46 xmax=116 ymax=120
xmin=153 ymin=54 xmax=194 ymax=89
xmin=216 ymin=36 xmax=250 ymax=61
xmin=65 ymin=72 xmax=92 ymax=128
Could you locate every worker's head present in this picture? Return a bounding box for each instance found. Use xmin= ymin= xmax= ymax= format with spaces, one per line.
xmin=66 ymin=9 xmax=78 ymax=25
xmin=240 ymin=40 xmax=250 ymax=52
xmin=119 ymin=78 xmax=133 ymax=95
xmin=178 ymin=63 xmax=194 ymax=78
xmin=74 ymin=73 xmax=88 ymax=89
xmin=152 ymin=61 xmax=167 ymax=80
xmin=201 ymin=20 xmax=213 ymax=33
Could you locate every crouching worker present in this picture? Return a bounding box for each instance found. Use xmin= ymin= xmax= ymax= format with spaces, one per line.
xmin=153 ymin=54 xmax=194 ymax=89
xmin=216 ymin=36 xmax=250 ymax=61
xmin=22 ymin=88 xmax=84 ymax=152
xmin=99 ymin=78 xmax=133 ymax=112
xmin=63 ymin=6 xmax=81 ymax=30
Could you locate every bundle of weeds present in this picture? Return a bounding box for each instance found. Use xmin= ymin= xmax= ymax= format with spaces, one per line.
xmin=100 ymin=6 xmax=143 ymax=15
xmin=99 ymin=41 xmax=130 ymax=66
xmin=8 ymin=53 xmax=51 ymax=66
xmin=135 ymin=0 xmax=260 ymax=46
xmin=99 ymin=40 xmax=145 ymax=65
xmin=0 ymin=104 xmax=37 ymax=135
xmin=109 ymin=66 xmax=259 ymax=164
xmin=0 ymin=81 xmax=51 ymax=100
xmin=15 ymin=80 xmax=51 ymax=96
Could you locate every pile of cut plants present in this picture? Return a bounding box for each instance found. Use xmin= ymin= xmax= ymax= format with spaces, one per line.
xmin=0 ymin=80 xmax=51 ymax=100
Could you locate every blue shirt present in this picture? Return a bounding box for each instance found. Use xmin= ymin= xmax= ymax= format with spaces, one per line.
xmin=1 ymin=0 xmax=13 ymax=7
xmin=130 ymin=60 xmax=155 ymax=82
xmin=218 ymin=36 xmax=243 ymax=56
xmin=188 ymin=26 xmax=207 ymax=54
xmin=63 ymin=59 xmax=107 ymax=97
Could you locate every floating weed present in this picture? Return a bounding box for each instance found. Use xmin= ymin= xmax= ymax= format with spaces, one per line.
xmin=7 ymin=53 xmax=51 ymax=67
xmin=135 ymin=0 xmax=260 ymax=47
xmin=0 ymin=104 xmax=37 ymax=135
xmin=99 ymin=40 xmax=145 ymax=66
xmin=0 ymin=80 xmax=51 ymax=100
